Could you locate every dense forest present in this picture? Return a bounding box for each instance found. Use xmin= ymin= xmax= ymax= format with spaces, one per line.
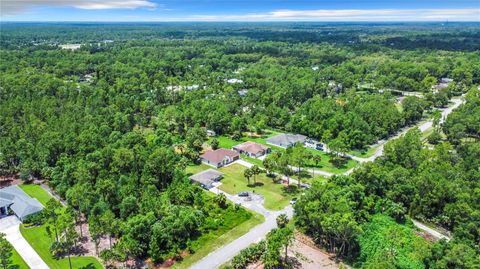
xmin=1 ymin=22 xmax=479 ymax=267
xmin=295 ymin=91 xmax=480 ymax=268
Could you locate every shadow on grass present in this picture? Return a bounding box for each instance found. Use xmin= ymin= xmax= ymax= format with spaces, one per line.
xmin=328 ymin=157 xmax=350 ymax=169
xmin=80 ymin=264 xmax=97 ymax=269
xmin=266 ymin=174 xmax=283 ymax=184
xmin=282 ymin=185 xmax=299 ymax=195
xmin=247 ymin=182 xmax=264 ymax=187
xmin=297 ymin=171 xmax=314 ymax=179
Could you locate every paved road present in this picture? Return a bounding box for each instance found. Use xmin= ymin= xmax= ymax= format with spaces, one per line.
xmin=191 ymin=205 xmax=293 ymax=269
xmin=191 ymin=97 xmax=464 ymax=268
xmin=345 ymin=97 xmax=465 ymax=165
xmin=412 ymin=219 xmax=451 ymax=241
xmin=0 ymin=216 xmax=50 ymax=269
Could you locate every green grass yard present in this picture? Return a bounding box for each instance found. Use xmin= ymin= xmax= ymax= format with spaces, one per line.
xmin=303 ymin=147 xmax=357 ymax=174
xmin=186 ymin=162 xmax=296 ymax=211
xmin=186 ymin=163 xmax=213 ymax=175
xmin=19 ymin=184 xmax=52 ymax=206
xmin=18 ymin=184 xmax=103 ymax=269
xmin=218 ymin=164 xmax=297 ymax=210
xmin=20 ymin=225 xmax=102 ymax=269
xmin=348 ymin=144 xmax=380 ymax=158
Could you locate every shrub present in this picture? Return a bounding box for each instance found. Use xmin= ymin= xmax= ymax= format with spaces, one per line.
xmin=427 ymin=131 xmax=442 ymax=144
xmin=228 ymin=240 xmax=266 ymax=269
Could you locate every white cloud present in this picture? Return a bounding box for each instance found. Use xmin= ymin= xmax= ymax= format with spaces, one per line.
xmin=1 ymin=0 xmax=157 ymax=16
xmin=191 ymin=9 xmax=480 ymax=22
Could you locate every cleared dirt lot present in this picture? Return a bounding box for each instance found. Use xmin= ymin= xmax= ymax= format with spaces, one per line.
xmin=248 ymin=232 xmax=344 ymax=269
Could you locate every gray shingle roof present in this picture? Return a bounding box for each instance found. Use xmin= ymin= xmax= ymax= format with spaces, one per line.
xmin=0 ymin=198 xmax=12 ymax=208
xmin=189 ymin=169 xmax=224 ymax=189
xmin=0 ymin=185 xmax=44 ymax=220
xmin=266 ymin=134 xmax=307 ymax=148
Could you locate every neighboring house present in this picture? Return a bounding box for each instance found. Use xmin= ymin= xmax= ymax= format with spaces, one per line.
xmin=200 ymin=148 xmax=240 ymax=168
xmin=266 ymin=133 xmax=307 ymax=148
xmin=207 ymin=130 xmax=216 ymax=137
xmin=431 ymin=78 xmax=454 ymax=94
xmin=238 ymin=89 xmax=249 ymax=96
xmin=189 ymin=169 xmax=224 ymax=189
xmin=441 ymin=78 xmax=454 ymax=83
xmin=226 ymin=78 xmax=243 ymax=84
xmin=0 ymin=185 xmax=44 ymax=222
xmin=166 ymin=84 xmax=200 ymax=92
xmin=232 ymin=141 xmax=270 ymax=158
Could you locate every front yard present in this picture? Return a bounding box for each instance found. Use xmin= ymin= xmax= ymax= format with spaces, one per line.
xmin=218 ymin=164 xmax=297 ymax=210
xmin=18 ymin=184 xmax=103 ymax=269
xmin=20 ymin=225 xmax=102 ymax=269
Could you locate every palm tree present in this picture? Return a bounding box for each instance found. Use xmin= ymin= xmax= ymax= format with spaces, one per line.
xmin=250 ymin=165 xmax=261 ymax=185
xmin=244 ymin=168 xmax=253 ymax=186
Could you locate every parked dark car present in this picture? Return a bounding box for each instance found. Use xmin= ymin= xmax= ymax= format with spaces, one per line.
xmin=238 ymin=192 xmax=249 ymax=197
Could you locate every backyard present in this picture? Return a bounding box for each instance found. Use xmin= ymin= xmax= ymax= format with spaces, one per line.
xmin=18 ymin=184 xmax=103 ymax=269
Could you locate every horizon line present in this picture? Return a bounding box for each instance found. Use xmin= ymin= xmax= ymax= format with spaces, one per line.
xmin=2 ymin=20 xmax=479 ymax=23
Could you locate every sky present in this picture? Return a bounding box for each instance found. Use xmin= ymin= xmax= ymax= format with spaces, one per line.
xmin=1 ymin=0 xmax=479 ymax=22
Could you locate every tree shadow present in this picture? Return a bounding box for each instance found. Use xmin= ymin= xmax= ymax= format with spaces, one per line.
xmin=247 ymin=182 xmax=264 ymax=187
xmin=79 ymin=264 xmax=97 ymax=269
xmin=328 ymin=157 xmax=349 ymax=169
xmin=282 ymin=185 xmax=299 ymax=195
xmin=286 ymin=255 xmax=303 ymax=269
xmin=297 ymin=171 xmax=313 ymax=179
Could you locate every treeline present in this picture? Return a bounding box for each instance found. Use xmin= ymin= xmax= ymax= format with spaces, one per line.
xmin=294 ymin=91 xmax=480 ymax=268
xmin=0 ymin=60 xmax=254 ymax=264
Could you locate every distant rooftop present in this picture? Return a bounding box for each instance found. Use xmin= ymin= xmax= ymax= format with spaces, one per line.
xmin=266 ymin=133 xmax=307 ymax=148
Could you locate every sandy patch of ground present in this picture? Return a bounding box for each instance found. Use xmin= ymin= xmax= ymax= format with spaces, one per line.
xmin=247 ymin=233 xmax=343 ymax=269
xmin=288 ymin=233 xmax=340 ymax=269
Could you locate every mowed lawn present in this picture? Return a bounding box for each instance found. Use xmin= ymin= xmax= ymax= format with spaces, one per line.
xmin=218 ymin=164 xmax=297 ymax=210
xmin=19 ymin=184 xmax=53 ymax=206
xmin=20 ymin=225 xmax=102 ymax=269
xmin=348 ymin=144 xmax=380 ymax=158
xmin=18 ymin=184 xmax=103 ymax=269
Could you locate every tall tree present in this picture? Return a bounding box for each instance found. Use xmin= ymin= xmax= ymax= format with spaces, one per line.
xmin=0 ymin=233 xmax=13 ymax=269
